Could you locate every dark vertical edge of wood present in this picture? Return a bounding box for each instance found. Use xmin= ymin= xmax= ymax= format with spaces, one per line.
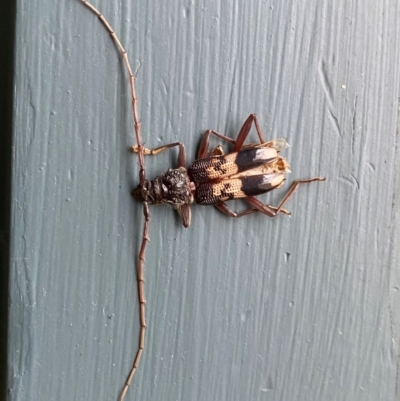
xmin=0 ymin=0 xmax=17 ymax=399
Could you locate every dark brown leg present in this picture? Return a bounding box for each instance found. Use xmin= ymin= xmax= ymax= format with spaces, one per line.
xmin=132 ymin=142 xmax=187 ymax=168
xmin=214 ymin=199 xmax=290 ymax=218
xmin=245 ymin=196 xmax=290 ymax=217
xmin=214 ymin=177 xmax=325 ymax=218
xmin=197 ymin=130 xmax=236 ymax=159
xmin=234 ymin=114 xmax=266 ymax=150
xmin=246 ymin=177 xmax=326 ymax=217
xmin=198 ymin=114 xmax=267 ymax=158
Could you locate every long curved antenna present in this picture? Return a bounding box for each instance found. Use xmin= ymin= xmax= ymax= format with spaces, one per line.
xmin=81 ymin=2 xmax=150 ymax=400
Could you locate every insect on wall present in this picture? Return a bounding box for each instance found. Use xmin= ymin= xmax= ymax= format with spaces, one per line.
xmin=80 ymin=1 xmax=325 ymax=400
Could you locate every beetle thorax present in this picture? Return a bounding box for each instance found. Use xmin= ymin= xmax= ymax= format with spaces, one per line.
xmin=132 ymin=167 xmax=194 ymax=206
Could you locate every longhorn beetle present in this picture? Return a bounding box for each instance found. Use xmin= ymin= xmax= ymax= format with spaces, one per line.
xmin=81 ymin=1 xmax=325 ymax=400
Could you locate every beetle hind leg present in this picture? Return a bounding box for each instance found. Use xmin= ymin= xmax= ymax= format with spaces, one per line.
xmin=214 ymin=176 xmax=325 ymax=219
xmin=197 ymin=130 xmax=236 ymax=159
xmin=198 ymin=114 xmax=277 ymax=159
xmin=264 ymin=177 xmax=326 ymax=215
xmin=245 ymin=177 xmax=325 ymax=216
xmin=214 ymin=199 xmax=290 ymax=218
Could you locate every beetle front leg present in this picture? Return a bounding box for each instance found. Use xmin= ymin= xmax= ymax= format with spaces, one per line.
xmin=131 ymin=142 xmax=187 ymax=168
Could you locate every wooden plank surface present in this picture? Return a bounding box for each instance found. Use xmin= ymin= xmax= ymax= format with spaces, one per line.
xmin=9 ymin=0 xmax=400 ymax=400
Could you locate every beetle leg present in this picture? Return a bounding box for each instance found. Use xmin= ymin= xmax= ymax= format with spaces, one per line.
xmin=246 ymin=177 xmax=326 ymax=216
xmin=234 ymin=114 xmax=267 ymax=151
xmin=197 ymin=130 xmax=236 ymax=159
xmin=198 ymin=114 xmax=273 ymax=157
xmin=132 ymin=142 xmax=186 ymax=168
xmin=214 ymin=176 xmax=325 ymax=218
xmin=214 ymin=200 xmax=290 ymax=218
xmin=245 ymin=196 xmax=291 ymax=216
xmin=214 ymin=202 xmax=257 ymax=218
xmin=198 ymin=114 xmax=269 ymax=158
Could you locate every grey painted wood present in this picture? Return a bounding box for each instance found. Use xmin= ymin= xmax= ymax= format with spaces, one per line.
xmin=9 ymin=0 xmax=399 ymax=400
